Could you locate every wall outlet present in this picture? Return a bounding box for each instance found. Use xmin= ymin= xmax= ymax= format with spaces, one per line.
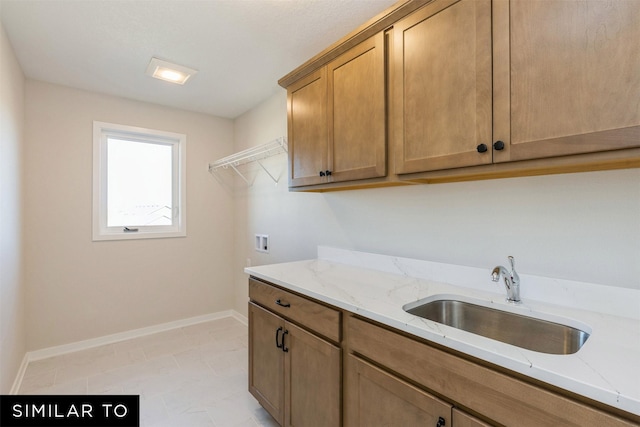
xmin=255 ymin=234 xmax=269 ymax=253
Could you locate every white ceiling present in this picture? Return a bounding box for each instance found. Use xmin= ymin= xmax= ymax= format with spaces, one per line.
xmin=0 ymin=0 xmax=398 ymax=119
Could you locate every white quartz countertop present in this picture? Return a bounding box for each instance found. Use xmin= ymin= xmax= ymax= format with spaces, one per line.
xmin=245 ymin=247 xmax=640 ymax=416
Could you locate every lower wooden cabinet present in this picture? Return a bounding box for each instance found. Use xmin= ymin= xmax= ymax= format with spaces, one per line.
xmin=345 ymin=354 xmax=451 ymax=426
xmin=249 ymin=303 xmax=286 ymax=424
xmin=249 ymin=277 xmax=639 ymax=426
xmin=249 ymin=302 xmax=341 ymax=426
xmin=452 ymin=409 xmax=492 ymax=427
xmin=346 ymin=314 xmax=638 ymax=427
xmin=286 ymin=322 xmax=341 ymax=426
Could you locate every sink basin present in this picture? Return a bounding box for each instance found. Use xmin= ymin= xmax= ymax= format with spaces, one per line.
xmin=403 ymin=297 xmax=590 ymax=355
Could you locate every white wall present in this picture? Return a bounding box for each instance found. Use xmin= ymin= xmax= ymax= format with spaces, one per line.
xmin=233 ymin=90 xmax=640 ymax=316
xmin=23 ymin=81 xmax=236 ymax=350
xmin=233 ymin=91 xmax=351 ymax=312
xmin=0 ymin=22 xmax=26 ymax=393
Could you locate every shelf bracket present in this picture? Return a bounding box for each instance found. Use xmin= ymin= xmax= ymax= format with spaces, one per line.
xmin=229 ymin=163 xmax=252 ymax=186
xmin=256 ymin=159 xmax=279 ymax=184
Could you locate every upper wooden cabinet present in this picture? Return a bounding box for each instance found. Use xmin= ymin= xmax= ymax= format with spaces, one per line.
xmin=281 ymin=0 xmax=639 ymax=189
xmin=287 ymin=32 xmax=387 ymax=188
xmin=494 ymin=0 xmax=640 ymax=163
xmin=394 ymin=0 xmax=493 ymax=174
xmin=394 ymin=0 xmax=640 ymax=175
xmin=287 ymin=68 xmax=328 ymax=187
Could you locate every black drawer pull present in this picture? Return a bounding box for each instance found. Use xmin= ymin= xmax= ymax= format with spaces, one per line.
xmin=275 ymin=299 xmax=290 ymax=308
xmin=282 ymin=330 xmax=289 ymax=352
xmin=275 ymin=327 xmax=283 ymax=349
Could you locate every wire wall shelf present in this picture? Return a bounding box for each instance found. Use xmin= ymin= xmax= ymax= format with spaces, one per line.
xmin=208 ymin=136 xmax=288 ymax=186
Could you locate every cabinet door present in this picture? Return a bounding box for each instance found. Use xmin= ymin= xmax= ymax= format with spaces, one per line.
xmin=394 ymin=0 xmax=493 ymax=174
xmin=345 ymin=354 xmax=451 ymax=427
xmin=493 ymin=0 xmax=640 ymax=163
xmin=328 ymin=32 xmax=386 ymax=182
xmin=284 ymin=322 xmax=340 ymax=427
xmin=288 ymin=68 xmax=328 ymax=187
xmin=249 ymin=303 xmax=285 ymax=425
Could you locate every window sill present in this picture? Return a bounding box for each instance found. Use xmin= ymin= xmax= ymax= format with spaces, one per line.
xmin=92 ymin=229 xmax=186 ymax=242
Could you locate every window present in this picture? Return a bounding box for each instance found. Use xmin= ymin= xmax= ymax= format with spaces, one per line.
xmin=93 ymin=121 xmax=186 ymax=241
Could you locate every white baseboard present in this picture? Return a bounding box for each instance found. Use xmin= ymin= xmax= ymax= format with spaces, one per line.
xmin=230 ymin=310 xmax=248 ymax=326
xmin=11 ymin=309 xmax=247 ymax=394
xmin=9 ymin=354 xmax=29 ymax=395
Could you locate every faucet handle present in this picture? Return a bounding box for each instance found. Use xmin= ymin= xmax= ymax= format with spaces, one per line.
xmin=508 ymin=256 xmax=520 ymax=285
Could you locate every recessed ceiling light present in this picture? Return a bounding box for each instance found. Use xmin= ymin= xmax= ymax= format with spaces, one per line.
xmin=145 ymin=57 xmax=197 ymax=85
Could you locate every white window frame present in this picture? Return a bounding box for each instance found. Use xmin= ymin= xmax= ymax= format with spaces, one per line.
xmin=93 ymin=121 xmax=186 ymax=241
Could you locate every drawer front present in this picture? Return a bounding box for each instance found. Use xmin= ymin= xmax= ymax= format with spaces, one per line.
xmin=346 ymin=315 xmax=636 ymax=427
xmin=249 ymin=277 xmax=340 ymax=342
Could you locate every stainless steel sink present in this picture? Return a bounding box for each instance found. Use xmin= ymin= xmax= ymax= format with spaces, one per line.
xmin=403 ymin=297 xmax=590 ymax=355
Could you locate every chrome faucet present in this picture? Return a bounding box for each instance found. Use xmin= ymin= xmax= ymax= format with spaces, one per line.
xmin=491 ymin=256 xmax=521 ymax=303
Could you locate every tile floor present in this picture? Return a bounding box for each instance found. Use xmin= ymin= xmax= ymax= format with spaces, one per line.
xmin=18 ymin=317 xmax=279 ymax=427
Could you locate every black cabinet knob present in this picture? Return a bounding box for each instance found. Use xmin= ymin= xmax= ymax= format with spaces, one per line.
xmin=325 ymin=170 xmax=332 ymax=176
xmin=319 ymin=171 xmax=326 ymax=177
xmin=493 ymin=140 xmax=505 ymax=150
xmin=476 ymin=144 xmax=488 ymax=153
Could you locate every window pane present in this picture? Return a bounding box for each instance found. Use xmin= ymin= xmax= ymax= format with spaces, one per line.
xmin=107 ymin=137 xmax=173 ymax=227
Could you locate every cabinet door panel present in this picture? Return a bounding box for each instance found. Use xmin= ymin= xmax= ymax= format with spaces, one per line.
xmin=288 ymin=69 xmax=328 ymax=187
xmin=285 ymin=322 xmax=340 ymax=427
xmin=249 ymin=303 xmax=285 ymax=425
xmin=394 ymin=0 xmax=492 ymax=173
xmin=329 ymin=32 xmax=386 ymax=182
xmin=494 ymin=0 xmax=640 ymax=163
xmin=345 ymin=354 xmax=451 ymax=427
